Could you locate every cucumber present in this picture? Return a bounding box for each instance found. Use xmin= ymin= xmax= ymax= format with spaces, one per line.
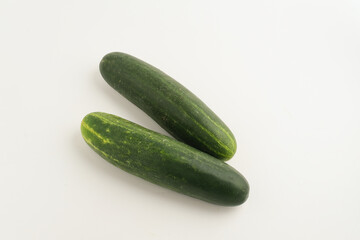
xmin=81 ymin=112 xmax=249 ymax=206
xmin=99 ymin=52 xmax=236 ymax=160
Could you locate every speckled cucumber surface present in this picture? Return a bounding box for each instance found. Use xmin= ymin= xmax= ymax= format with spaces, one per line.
xmin=99 ymin=52 xmax=236 ymax=160
xmin=81 ymin=112 xmax=249 ymax=206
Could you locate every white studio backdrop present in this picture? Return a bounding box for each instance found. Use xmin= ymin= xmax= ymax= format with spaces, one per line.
xmin=0 ymin=0 xmax=359 ymax=239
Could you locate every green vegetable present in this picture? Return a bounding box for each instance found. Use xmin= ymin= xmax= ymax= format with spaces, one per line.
xmin=99 ymin=52 xmax=236 ymax=160
xmin=81 ymin=112 xmax=249 ymax=206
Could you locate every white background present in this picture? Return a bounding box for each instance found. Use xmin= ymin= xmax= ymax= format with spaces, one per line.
xmin=1 ymin=0 xmax=359 ymax=239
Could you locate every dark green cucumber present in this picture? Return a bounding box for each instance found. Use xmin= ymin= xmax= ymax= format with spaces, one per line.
xmin=99 ymin=52 xmax=236 ymax=160
xmin=81 ymin=112 xmax=249 ymax=206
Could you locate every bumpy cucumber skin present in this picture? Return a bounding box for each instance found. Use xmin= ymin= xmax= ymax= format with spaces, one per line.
xmin=99 ymin=52 xmax=236 ymax=160
xmin=81 ymin=112 xmax=249 ymax=206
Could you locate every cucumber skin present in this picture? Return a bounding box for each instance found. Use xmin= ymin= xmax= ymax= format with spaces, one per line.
xmin=81 ymin=112 xmax=249 ymax=206
xmin=99 ymin=52 xmax=236 ymax=160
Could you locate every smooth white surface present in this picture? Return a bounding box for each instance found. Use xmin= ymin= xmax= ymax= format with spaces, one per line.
xmin=1 ymin=0 xmax=360 ymax=239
